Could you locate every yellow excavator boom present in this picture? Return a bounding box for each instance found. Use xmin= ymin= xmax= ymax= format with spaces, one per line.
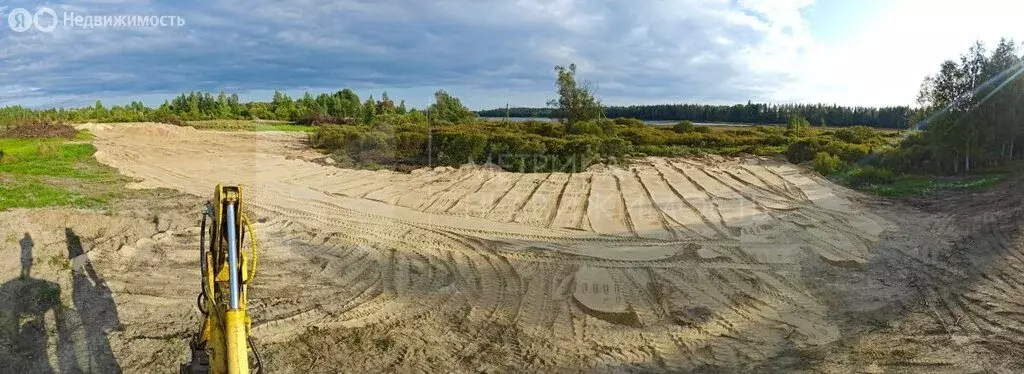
xmin=182 ymin=185 xmax=262 ymax=374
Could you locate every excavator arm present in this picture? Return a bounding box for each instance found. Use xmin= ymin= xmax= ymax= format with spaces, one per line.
xmin=182 ymin=185 xmax=263 ymax=374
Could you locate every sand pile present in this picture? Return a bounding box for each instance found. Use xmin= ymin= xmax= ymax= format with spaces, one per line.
xmin=52 ymin=123 xmax=898 ymax=372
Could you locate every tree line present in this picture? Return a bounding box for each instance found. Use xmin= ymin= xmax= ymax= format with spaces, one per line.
xmin=478 ymin=103 xmax=913 ymax=129
xmin=899 ymin=38 xmax=1024 ymax=174
xmin=0 ymin=89 xmax=479 ymax=127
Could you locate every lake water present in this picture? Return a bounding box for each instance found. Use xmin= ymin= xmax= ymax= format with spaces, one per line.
xmin=479 ymin=117 xmax=748 ymax=127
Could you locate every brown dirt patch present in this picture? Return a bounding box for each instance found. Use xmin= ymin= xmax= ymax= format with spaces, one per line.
xmin=2 ymin=121 xmax=78 ymax=139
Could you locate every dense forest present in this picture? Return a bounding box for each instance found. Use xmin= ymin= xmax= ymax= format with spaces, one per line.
xmin=477 ymin=103 xmax=913 ymax=129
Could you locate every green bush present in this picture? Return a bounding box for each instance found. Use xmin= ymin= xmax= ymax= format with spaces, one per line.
xmin=812 ymin=152 xmax=843 ymax=175
xmin=833 ymin=126 xmax=880 ymax=144
xmin=787 ymin=138 xmax=871 ymax=163
xmin=601 ymin=137 xmax=631 ymax=157
xmin=845 ymin=165 xmax=896 ymax=186
xmin=635 ymin=144 xmax=702 ymax=157
xmin=765 ymin=134 xmax=790 ymax=146
xmin=394 ymin=131 xmax=428 ymax=159
xmin=307 ymin=108 xmax=887 ymax=174
xmin=521 ymin=120 xmax=565 ymax=137
xmin=312 ymin=125 xmax=396 ymax=164
xmin=613 ymin=118 xmax=645 ymax=128
xmin=434 ymin=130 xmax=488 ymax=165
xmin=487 ymin=133 xmax=547 ymax=160
xmin=672 ymin=120 xmax=695 ymax=133
xmin=786 ymin=139 xmax=817 ymax=163
xmin=596 ymin=119 xmax=615 ymax=135
xmin=153 ymin=113 xmax=185 ymax=126
xmin=616 ymin=127 xmax=669 ymax=146
xmin=754 ymin=125 xmax=786 ymax=135
xmin=567 ymin=121 xmax=604 ymax=136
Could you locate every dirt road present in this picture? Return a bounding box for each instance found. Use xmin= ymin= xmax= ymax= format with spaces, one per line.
xmin=2 ymin=123 xmax=1020 ymax=372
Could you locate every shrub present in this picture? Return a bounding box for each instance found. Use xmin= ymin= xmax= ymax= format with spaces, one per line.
xmin=616 ymin=127 xmax=669 ymax=146
xmin=765 ymin=134 xmax=790 ymax=146
xmin=567 ymin=121 xmax=604 ymax=136
xmin=833 ymin=126 xmax=879 ymax=144
xmin=152 ymin=113 xmax=185 ymax=126
xmin=522 ymin=120 xmax=565 ymax=137
xmin=296 ymin=113 xmax=353 ymax=126
xmin=729 ymin=129 xmax=757 ymax=137
xmin=672 ymin=120 xmax=695 ymax=133
xmin=846 ymin=165 xmax=896 ymax=186
xmin=876 ymin=134 xmax=937 ymax=173
xmin=596 ymin=119 xmax=615 ymax=135
xmin=786 ymin=140 xmax=817 ymax=163
xmin=754 ymin=125 xmax=785 ymax=135
xmin=636 ymin=145 xmax=701 ymax=157
xmin=601 ymin=137 xmax=631 ymax=157
xmin=434 ymin=130 xmax=488 ymax=165
xmin=812 ymin=152 xmax=843 ymax=175
xmin=693 ymin=125 xmax=712 ymax=133
xmin=394 ymin=131 xmax=428 ymax=159
xmin=613 ymin=118 xmax=645 ymax=128
xmin=487 ymin=133 xmax=547 ymax=159
xmin=313 ymin=125 xmax=396 ymax=164
xmin=787 ymin=138 xmax=871 ymax=163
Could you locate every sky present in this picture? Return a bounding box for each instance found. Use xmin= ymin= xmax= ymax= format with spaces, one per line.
xmin=0 ymin=0 xmax=1022 ymax=110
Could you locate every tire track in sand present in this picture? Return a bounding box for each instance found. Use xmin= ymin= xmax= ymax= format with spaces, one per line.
xmin=80 ymin=123 xmax=895 ymax=373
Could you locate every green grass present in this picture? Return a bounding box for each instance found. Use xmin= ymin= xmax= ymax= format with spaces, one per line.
xmin=0 ymin=133 xmax=123 ymax=211
xmin=0 ymin=181 xmax=106 ymax=210
xmin=185 ymin=120 xmax=315 ymax=132
xmin=74 ymin=130 xmax=95 ymax=141
xmin=864 ymin=174 xmax=1007 ymax=196
xmin=251 ymin=122 xmax=317 ymax=132
xmin=0 ymin=138 xmax=111 ymax=179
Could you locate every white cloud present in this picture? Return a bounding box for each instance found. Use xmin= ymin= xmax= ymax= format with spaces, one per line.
xmin=779 ymin=0 xmax=1024 ymax=106
xmin=9 ymin=0 xmax=1010 ymax=109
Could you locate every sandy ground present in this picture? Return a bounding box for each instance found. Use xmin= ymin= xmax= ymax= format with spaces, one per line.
xmin=1 ymin=122 xmax=1022 ymax=372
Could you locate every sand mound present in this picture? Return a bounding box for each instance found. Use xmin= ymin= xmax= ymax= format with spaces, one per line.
xmin=52 ymin=123 xmax=898 ymax=372
xmin=75 ymin=122 xmax=113 ymax=132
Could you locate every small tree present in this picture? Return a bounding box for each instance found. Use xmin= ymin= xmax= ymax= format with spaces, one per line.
xmin=362 ymin=96 xmax=376 ymax=125
xmin=547 ymin=63 xmax=603 ymax=128
xmin=787 ymin=115 xmax=811 ymax=136
xmin=429 ymin=90 xmax=476 ymax=124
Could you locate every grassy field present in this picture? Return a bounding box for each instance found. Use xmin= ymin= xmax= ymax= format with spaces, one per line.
xmin=185 ymin=120 xmax=315 ymax=132
xmin=0 ymin=133 xmax=125 ymax=210
xmin=863 ymin=174 xmax=1006 ymax=196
